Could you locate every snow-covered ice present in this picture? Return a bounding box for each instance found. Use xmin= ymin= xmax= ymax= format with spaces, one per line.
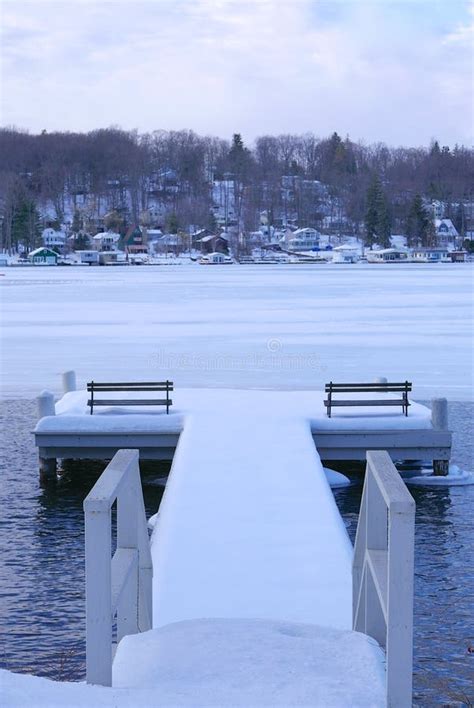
xmin=405 ymin=464 xmax=474 ymax=486
xmin=1 ymin=264 xmax=472 ymax=399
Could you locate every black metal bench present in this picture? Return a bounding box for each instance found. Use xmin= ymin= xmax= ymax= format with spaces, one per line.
xmin=87 ymin=381 xmax=173 ymax=415
xmin=324 ymin=381 xmax=412 ymax=418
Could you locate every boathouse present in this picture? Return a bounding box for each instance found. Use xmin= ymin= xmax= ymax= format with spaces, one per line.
xmin=28 ymin=247 xmax=59 ymax=265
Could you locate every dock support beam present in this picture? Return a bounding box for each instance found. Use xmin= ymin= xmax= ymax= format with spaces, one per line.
xmin=431 ymin=398 xmax=449 ymax=476
xmin=62 ymin=370 xmax=77 ymax=394
xmin=37 ymin=390 xmax=57 ymax=484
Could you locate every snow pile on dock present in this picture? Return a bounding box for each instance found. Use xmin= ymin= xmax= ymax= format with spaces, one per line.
xmin=1 ymin=619 xmax=385 ymax=706
xmin=37 ymin=387 xmax=432 ymax=433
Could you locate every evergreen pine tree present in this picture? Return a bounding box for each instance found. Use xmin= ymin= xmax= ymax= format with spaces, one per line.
xmin=376 ymin=191 xmax=392 ymax=248
xmin=11 ymin=195 xmax=41 ymax=253
xmin=71 ymin=210 xmax=82 ymax=234
xmin=167 ymin=213 xmax=179 ymax=234
xmin=365 ymin=179 xmax=379 ymax=248
xmin=406 ymin=195 xmax=433 ymax=247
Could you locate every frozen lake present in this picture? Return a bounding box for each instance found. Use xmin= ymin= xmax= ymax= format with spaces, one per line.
xmin=1 ymin=263 xmax=473 ymax=399
xmin=0 ymin=262 xmax=473 ymax=703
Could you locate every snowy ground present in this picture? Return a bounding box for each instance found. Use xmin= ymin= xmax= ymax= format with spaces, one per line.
xmin=1 ymin=263 xmax=472 ymax=399
xmin=1 ymin=619 xmax=385 ymax=706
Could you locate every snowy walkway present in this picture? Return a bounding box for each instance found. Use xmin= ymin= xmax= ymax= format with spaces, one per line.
xmin=108 ymin=390 xmax=386 ymax=703
xmin=29 ymin=388 xmax=415 ymax=704
xmin=149 ymin=391 xmax=353 ymax=630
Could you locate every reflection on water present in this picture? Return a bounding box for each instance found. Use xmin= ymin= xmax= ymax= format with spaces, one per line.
xmin=0 ymin=400 xmax=473 ymax=705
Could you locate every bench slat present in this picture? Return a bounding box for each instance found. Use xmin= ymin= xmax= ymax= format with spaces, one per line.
xmin=87 ymin=386 xmax=173 ymax=392
xmin=87 ymin=381 xmax=172 ymax=387
xmin=324 ymin=380 xmax=411 ymax=417
xmin=325 ymin=385 xmax=411 ymax=391
xmin=324 ymin=387 xmax=410 ymax=393
xmin=324 ymin=401 xmax=409 ymax=406
xmin=88 ymin=399 xmax=172 ymax=406
xmin=324 ymin=382 xmax=411 ymax=388
xmin=87 ymin=380 xmax=174 ymax=414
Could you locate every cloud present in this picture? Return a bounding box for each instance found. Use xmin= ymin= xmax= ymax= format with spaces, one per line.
xmin=0 ymin=0 xmax=472 ymax=146
xmin=443 ymin=0 xmax=474 ymax=46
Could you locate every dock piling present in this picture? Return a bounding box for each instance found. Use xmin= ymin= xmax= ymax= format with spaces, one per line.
xmin=62 ymin=370 xmax=77 ymax=394
xmin=37 ymin=391 xmax=57 ymax=483
xmin=431 ymin=398 xmax=449 ymax=475
xmin=39 ymin=456 xmax=57 ymax=485
xmin=37 ymin=390 xmax=55 ymax=419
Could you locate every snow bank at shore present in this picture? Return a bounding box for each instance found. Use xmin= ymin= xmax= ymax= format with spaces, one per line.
xmin=2 ymin=619 xmax=385 ymax=707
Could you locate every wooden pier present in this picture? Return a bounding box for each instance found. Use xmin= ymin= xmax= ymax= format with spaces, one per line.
xmin=34 ymin=371 xmax=452 ymax=481
xmin=31 ymin=371 xmax=436 ymax=704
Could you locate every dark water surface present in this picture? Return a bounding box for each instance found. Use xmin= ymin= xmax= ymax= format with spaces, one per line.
xmin=0 ymin=399 xmax=473 ymax=705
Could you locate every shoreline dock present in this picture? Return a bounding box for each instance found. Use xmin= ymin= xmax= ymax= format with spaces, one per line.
xmin=34 ymin=372 xmax=452 ymax=481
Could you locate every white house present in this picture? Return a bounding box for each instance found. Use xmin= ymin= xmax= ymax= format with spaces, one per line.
xmin=77 ymin=250 xmax=100 ymax=265
xmin=431 ymin=201 xmax=445 ymax=220
xmin=434 ymin=219 xmax=458 ymax=246
xmin=282 ymin=227 xmax=322 ymax=252
xmin=93 ymin=231 xmax=121 ymax=251
xmin=366 ymin=248 xmax=408 ymax=263
xmin=145 ymin=229 xmax=163 ymax=253
xmin=411 ymin=248 xmax=451 ymax=263
xmin=42 ymin=228 xmax=66 ymax=252
xmin=332 ymin=245 xmax=360 ymax=263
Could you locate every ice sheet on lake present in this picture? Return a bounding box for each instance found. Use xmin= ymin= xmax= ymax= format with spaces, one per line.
xmin=2 ymin=264 xmax=472 ymax=399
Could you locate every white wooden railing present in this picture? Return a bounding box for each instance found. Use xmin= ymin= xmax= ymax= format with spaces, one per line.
xmin=84 ymin=449 xmax=153 ymax=686
xmin=353 ymin=450 xmax=415 ymax=708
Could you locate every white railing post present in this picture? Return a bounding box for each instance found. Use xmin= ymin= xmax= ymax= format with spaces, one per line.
xmin=85 ymin=504 xmax=112 ymax=686
xmin=386 ymin=495 xmax=415 ymax=707
xmin=84 ymin=449 xmax=153 ymax=686
xmin=353 ymin=450 xmax=415 ymax=708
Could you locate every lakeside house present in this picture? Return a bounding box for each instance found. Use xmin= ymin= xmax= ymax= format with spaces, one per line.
xmin=200 ymin=252 xmax=233 ymax=264
xmin=366 ymin=248 xmax=409 ymax=263
xmin=92 ymin=231 xmax=121 ymax=251
xmin=42 ymin=228 xmax=66 ymax=253
xmin=283 ymin=227 xmax=322 ymax=252
xmin=450 ymin=250 xmax=468 ymax=263
xmin=28 ymin=247 xmax=59 ymax=265
xmin=332 ymin=245 xmax=360 ymax=263
xmin=412 ymin=248 xmax=451 ymax=263
xmin=198 ymin=234 xmax=229 ymax=254
xmin=124 ymin=225 xmax=148 ymax=255
xmin=77 ymin=250 xmax=100 ymax=265
xmin=434 ymin=219 xmax=459 ymax=246
xmin=98 ymin=251 xmax=127 ymax=265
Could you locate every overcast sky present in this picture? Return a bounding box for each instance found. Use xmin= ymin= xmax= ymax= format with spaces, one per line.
xmin=1 ymin=0 xmax=473 ymax=146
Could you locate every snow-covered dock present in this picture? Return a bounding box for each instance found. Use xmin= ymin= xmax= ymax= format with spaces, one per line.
xmin=34 ymin=374 xmax=452 ymax=480
xmin=25 ymin=376 xmax=425 ymax=705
